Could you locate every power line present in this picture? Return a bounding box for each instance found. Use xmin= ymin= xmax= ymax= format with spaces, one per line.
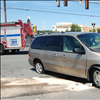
xmin=89 ymin=1 xmax=100 ymax=4
xmin=73 ymin=0 xmax=100 ymax=4
xmin=2 ymin=7 xmax=100 ymax=18
xmin=1 ymin=6 xmax=100 ymax=14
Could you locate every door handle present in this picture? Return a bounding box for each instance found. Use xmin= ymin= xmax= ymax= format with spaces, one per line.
xmin=54 ymin=53 xmax=57 ymax=57
xmin=62 ymin=55 xmax=66 ymax=58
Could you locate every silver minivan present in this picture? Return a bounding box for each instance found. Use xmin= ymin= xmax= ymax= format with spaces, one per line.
xmin=28 ymin=32 xmax=100 ymax=88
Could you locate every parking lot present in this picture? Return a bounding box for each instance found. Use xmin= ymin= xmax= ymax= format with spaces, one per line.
xmin=1 ymin=47 xmax=100 ymax=100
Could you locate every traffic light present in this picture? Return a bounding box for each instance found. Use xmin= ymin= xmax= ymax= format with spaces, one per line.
xmin=79 ymin=0 xmax=84 ymax=5
xmin=33 ymin=26 xmax=37 ymax=33
xmin=56 ymin=0 xmax=60 ymax=7
xmin=85 ymin=0 xmax=89 ymax=9
xmin=64 ymin=0 xmax=68 ymax=6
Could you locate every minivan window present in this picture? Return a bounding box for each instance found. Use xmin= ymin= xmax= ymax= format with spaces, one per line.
xmin=77 ymin=33 xmax=100 ymax=52
xmin=63 ymin=36 xmax=83 ymax=52
xmin=31 ymin=37 xmax=44 ymax=49
xmin=42 ymin=36 xmax=62 ymax=51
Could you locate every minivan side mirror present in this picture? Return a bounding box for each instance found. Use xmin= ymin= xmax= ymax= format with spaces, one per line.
xmin=73 ymin=48 xmax=85 ymax=54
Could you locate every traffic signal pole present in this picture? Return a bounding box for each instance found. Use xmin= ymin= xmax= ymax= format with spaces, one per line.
xmin=4 ymin=0 xmax=7 ymax=23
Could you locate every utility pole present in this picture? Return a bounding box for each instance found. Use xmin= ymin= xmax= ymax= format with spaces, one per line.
xmin=4 ymin=0 xmax=7 ymax=23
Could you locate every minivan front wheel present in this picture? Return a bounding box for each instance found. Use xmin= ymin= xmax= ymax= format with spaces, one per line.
xmin=92 ymin=69 xmax=100 ymax=88
xmin=35 ymin=61 xmax=45 ymax=74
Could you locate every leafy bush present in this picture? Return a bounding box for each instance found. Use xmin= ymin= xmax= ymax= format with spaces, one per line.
xmin=71 ymin=24 xmax=81 ymax=32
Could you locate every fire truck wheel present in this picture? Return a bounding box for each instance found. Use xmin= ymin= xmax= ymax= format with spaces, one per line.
xmin=0 ymin=44 xmax=5 ymax=55
xmin=17 ymin=49 xmax=19 ymax=52
xmin=11 ymin=50 xmax=16 ymax=53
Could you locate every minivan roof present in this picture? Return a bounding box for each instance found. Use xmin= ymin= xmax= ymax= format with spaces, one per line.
xmin=37 ymin=32 xmax=97 ymax=37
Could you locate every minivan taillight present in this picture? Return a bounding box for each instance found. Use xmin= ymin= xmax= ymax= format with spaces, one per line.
xmin=28 ymin=51 xmax=30 ymax=58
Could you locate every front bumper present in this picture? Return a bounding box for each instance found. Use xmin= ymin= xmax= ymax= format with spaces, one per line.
xmin=28 ymin=58 xmax=34 ymax=67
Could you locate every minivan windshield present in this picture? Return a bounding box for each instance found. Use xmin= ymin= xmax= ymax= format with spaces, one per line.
xmin=77 ymin=33 xmax=100 ymax=52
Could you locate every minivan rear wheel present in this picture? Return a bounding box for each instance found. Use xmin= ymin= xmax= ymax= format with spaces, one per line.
xmin=92 ymin=69 xmax=100 ymax=88
xmin=35 ymin=61 xmax=45 ymax=74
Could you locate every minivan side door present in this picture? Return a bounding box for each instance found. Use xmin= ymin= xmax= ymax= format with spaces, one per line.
xmin=41 ymin=36 xmax=62 ymax=73
xmin=60 ymin=36 xmax=87 ymax=78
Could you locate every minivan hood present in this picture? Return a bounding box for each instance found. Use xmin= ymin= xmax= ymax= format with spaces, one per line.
xmin=87 ymin=51 xmax=100 ymax=64
xmin=93 ymin=49 xmax=100 ymax=53
xmin=95 ymin=52 xmax=100 ymax=63
xmin=98 ymin=53 xmax=100 ymax=59
xmin=98 ymin=50 xmax=100 ymax=53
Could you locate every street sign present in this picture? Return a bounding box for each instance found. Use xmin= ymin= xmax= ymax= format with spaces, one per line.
xmin=92 ymin=23 xmax=96 ymax=29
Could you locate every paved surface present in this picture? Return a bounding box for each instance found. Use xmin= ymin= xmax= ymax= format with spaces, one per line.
xmin=1 ymin=47 xmax=100 ymax=100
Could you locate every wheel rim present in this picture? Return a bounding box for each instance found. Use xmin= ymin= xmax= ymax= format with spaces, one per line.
xmin=36 ymin=63 xmax=43 ymax=73
xmin=93 ymin=70 xmax=100 ymax=86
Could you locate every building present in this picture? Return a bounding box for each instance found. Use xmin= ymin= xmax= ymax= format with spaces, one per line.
xmin=52 ymin=22 xmax=100 ymax=32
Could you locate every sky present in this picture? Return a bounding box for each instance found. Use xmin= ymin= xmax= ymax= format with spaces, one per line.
xmin=1 ymin=0 xmax=100 ymax=30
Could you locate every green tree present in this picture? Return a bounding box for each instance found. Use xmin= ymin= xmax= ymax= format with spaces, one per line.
xmin=55 ymin=29 xmax=57 ymax=32
xmin=71 ymin=24 xmax=81 ymax=32
xmin=45 ymin=30 xmax=54 ymax=33
xmin=93 ymin=29 xmax=96 ymax=32
xmin=37 ymin=30 xmax=40 ymax=35
xmin=27 ymin=19 xmax=30 ymax=23
xmin=97 ymin=28 xmax=100 ymax=33
xmin=65 ymin=29 xmax=69 ymax=32
xmin=36 ymin=30 xmax=58 ymax=34
xmin=89 ymin=30 xmax=92 ymax=32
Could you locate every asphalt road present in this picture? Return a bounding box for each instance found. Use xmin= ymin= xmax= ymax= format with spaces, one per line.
xmin=1 ymin=47 xmax=100 ymax=100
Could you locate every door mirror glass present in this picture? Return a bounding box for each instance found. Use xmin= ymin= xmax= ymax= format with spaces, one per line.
xmin=73 ymin=48 xmax=85 ymax=54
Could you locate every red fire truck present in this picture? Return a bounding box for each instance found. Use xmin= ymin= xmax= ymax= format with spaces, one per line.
xmin=0 ymin=20 xmax=33 ymax=55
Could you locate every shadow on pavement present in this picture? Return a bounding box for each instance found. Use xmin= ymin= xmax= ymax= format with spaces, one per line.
xmin=30 ymin=68 xmax=36 ymax=71
xmin=31 ymin=68 xmax=88 ymax=84
xmin=5 ymin=51 xmax=28 ymax=55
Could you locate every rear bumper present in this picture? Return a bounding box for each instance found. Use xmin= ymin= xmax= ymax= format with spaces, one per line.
xmin=28 ymin=58 xmax=34 ymax=67
xmin=5 ymin=47 xmax=22 ymax=50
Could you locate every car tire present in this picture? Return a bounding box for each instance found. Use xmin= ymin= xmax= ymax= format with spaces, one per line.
xmin=0 ymin=44 xmax=5 ymax=55
xmin=11 ymin=50 xmax=16 ymax=53
xmin=92 ymin=69 xmax=100 ymax=88
xmin=35 ymin=60 xmax=45 ymax=74
xmin=17 ymin=49 xmax=19 ymax=52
